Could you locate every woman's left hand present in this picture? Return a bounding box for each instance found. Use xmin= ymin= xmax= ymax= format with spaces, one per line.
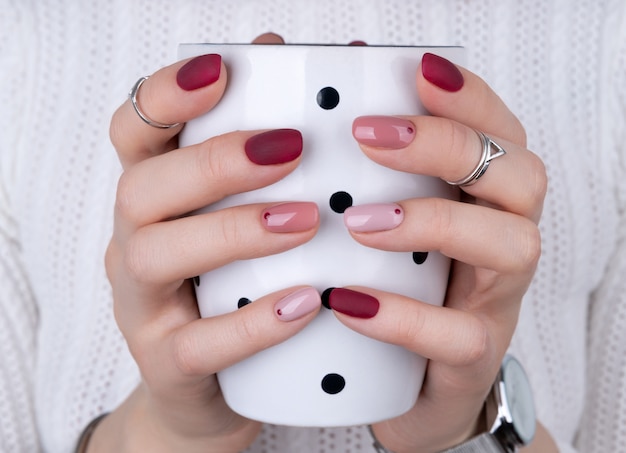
xmin=331 ymin=53 xmax=547 ymax=452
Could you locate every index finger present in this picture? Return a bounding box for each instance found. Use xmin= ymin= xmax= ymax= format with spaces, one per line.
xmin=109 ymin=54 xmax=227 ymax=169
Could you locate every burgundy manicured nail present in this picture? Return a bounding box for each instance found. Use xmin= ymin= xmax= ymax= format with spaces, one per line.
xmin=352 ymin=116 xmax=416 ymax=149
xmin=262 ymin=202 xmax=319 ymax=233
xmin=344 ymin=203 xmax=404 ymax=233
xmin=275 ymin=287 xmax=321 ymax=321
xmin=421 ymin=53 xmax=464 ymax=92
xmin=176 ymin=54 xmax=222 ymax=91
xmin=329 ymin=288 xmax=379 ymax=319
xmin=245 ymin=129 xmax=303 ymax=165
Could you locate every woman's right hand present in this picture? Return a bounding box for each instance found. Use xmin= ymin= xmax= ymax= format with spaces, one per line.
xmin=99 ymin=37 xmax=321 ymax=453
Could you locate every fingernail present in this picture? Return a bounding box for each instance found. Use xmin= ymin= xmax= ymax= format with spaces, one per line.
xmin=245 ymin=129 xmax=303 ymax=165
xmin=329 ymin=288 xmax=379 ymax=319
xmin=421 ymin=53 xmax=464 ymax=92
xmin=275 ymin=287 xmax=321 ymax=321
xmin=262 ymin=202 xmax=319 ymax=233
xmin=344 ymin=203 xmax=404 ymax=233
xmin=352 ymin=116 xmax=416 ymax=149
xmin=176 ymin=54 xmax=222 ymax=91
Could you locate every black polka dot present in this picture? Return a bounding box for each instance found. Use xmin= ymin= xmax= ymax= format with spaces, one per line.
xmin=237 ymin=297 xmax=252 ymax=309
xmin=321 ymin=373 xmax=346 ymax=394
xmin=329 ymin=191 xmax=353 ymax=213
xmin=193 ymin=276 xmax=200 ymax=287
xmin=317 ymin=87 xmax=340 ymax=110
xmin=321 ymin=287 xmax=335 ymax=310
xmin=412 ymin=252 xmax=429 ymax=265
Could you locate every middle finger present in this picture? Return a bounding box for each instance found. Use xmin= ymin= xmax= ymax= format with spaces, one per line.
xmin=343 ymin=198 xmax=541 ymax=276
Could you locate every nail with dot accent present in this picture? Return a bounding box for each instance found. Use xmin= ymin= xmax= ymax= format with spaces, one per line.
xmin=344 ymin=203 xmax=404 ymax=233
xmin=261 ymin=202 xmax=319 ymax=233
xmin=352 ymin=116 xmax=416 ymax=149
xmin=274 ymin=287 xmax=321 ymax=322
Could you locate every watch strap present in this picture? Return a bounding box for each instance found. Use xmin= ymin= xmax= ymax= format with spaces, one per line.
xmin=440 ymin=433 xmax=508 ymax=453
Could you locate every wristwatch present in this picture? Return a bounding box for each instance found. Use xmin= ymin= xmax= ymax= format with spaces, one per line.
xmin=443 ymin=354 xmax=536 ymax=453
xmin=370 ymin=355 xmax=536 ymax=453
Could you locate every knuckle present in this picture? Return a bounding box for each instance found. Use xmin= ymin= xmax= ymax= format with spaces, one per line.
xmin=517 ymin=222 xmax=542 ymax=271
xmin=427 ymin=197 xmax=455 ymax=246
xmin=233 ymin=312 xmax=265 ymax=348
xmin=104 ymin=241 xmax=119 ymax=283
xmin=123 ymin=230 xmax=156 ymax=284
xmin=172 ymin=328 xmax=203 ymax=376
xmin=513 ymin=124 xmax=528 ymax=148
xmin=453 ymin=319 xmax=490 ymax=366
xmin=194 ymin=138 xmax=230 ymax=192
xmin=109 ymin=106 xmax=127 ymax=150
xmin=527 ymin=152 xmax=548 ymax=204
xmin=216 ymin=208 xmax=245 ymax=249
xmin=395 ymin=311 xmax=427 ymax=349
xmin=114 ymin=171 xmax=142 ymax=225
xmin=446 ymin=121 xmax=477 ymax=176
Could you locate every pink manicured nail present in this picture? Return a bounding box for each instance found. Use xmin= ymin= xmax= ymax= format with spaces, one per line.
xmin=421 ymin=53 xmax=464 ymax=92
xmin=352 ymin=116 xmax=416 ymax=149
xmin=245 ymin=129 xmax=303 ymax=165
xmin=275 ymin=287 xmax=321 ymax=321
xmin=262 ymin=202 xmax=319 ymax=233
xmin=176 ymin=54 xmax=222 ymax=91
xmin=344 ymin=203 xmax=404 ymax=233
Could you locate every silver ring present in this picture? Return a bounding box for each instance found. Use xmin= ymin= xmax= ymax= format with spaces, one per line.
xmin=128 ymin=76 xmax=181 ymax=129
xmin=445 ymin=130 xmax=507 ymax=186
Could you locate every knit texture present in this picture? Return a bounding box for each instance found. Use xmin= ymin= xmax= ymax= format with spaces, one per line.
xmin=1 ymin=1 xmax=625 ymax=452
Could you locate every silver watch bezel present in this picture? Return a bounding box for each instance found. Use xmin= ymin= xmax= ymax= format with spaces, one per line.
xmin=487 ymin=355 xmax=536 ymax=451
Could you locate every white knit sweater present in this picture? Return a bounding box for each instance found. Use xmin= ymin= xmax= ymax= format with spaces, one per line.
xmin=1 ymin=1 xmax=625 ymax=452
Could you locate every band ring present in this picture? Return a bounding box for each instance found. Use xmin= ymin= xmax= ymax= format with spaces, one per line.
xmin=445 ymin=130 xmax=507 ymax=187
xmin=128 ymin=76 xmax=181 ymax=129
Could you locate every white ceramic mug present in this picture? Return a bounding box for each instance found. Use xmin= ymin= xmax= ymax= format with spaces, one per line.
xmin=178 ymin=44 xmax=463 ymax=427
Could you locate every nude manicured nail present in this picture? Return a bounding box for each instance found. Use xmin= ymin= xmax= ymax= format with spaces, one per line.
xmin=421 ymin=53 xmax=464 ymax=92
xmin=328 ymin=288 xmax=379 ymax=319
xmin=352 ymin=116 xmax=416 ymax=149
xmin=262 ymin=202 xmax=319 ymax=233
xmin=344 ymin=203 xmax=404 ymax=233
xmin=275 ymin=287 xmax=321 ymax=321
xmin=245 ymin=129 xmax=303 ymax=165
xmin=176 ymin=54 xmax=222 ymax=91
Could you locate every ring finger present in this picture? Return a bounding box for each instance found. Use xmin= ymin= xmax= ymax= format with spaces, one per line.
xmin=352 ymin=115 xmax=547 ymax=223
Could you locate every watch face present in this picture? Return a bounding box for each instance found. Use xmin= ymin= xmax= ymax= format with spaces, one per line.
xmin=502 ymin=357 xmax=536 ymax=445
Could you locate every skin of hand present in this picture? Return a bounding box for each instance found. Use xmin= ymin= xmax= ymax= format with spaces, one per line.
xmin=335 ymin=57 xmax=549 ymax=452
xmin=98 ymin=30 xmax=551 ymax=453
xmin=99 ymin=33 xmax=323 ymax=453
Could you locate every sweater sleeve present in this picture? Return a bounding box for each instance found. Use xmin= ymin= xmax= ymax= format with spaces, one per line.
xmin=575 ymin=1 xmax=626 ymax=451
xmin=0 ymin=2 xmax=41 ymax=451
